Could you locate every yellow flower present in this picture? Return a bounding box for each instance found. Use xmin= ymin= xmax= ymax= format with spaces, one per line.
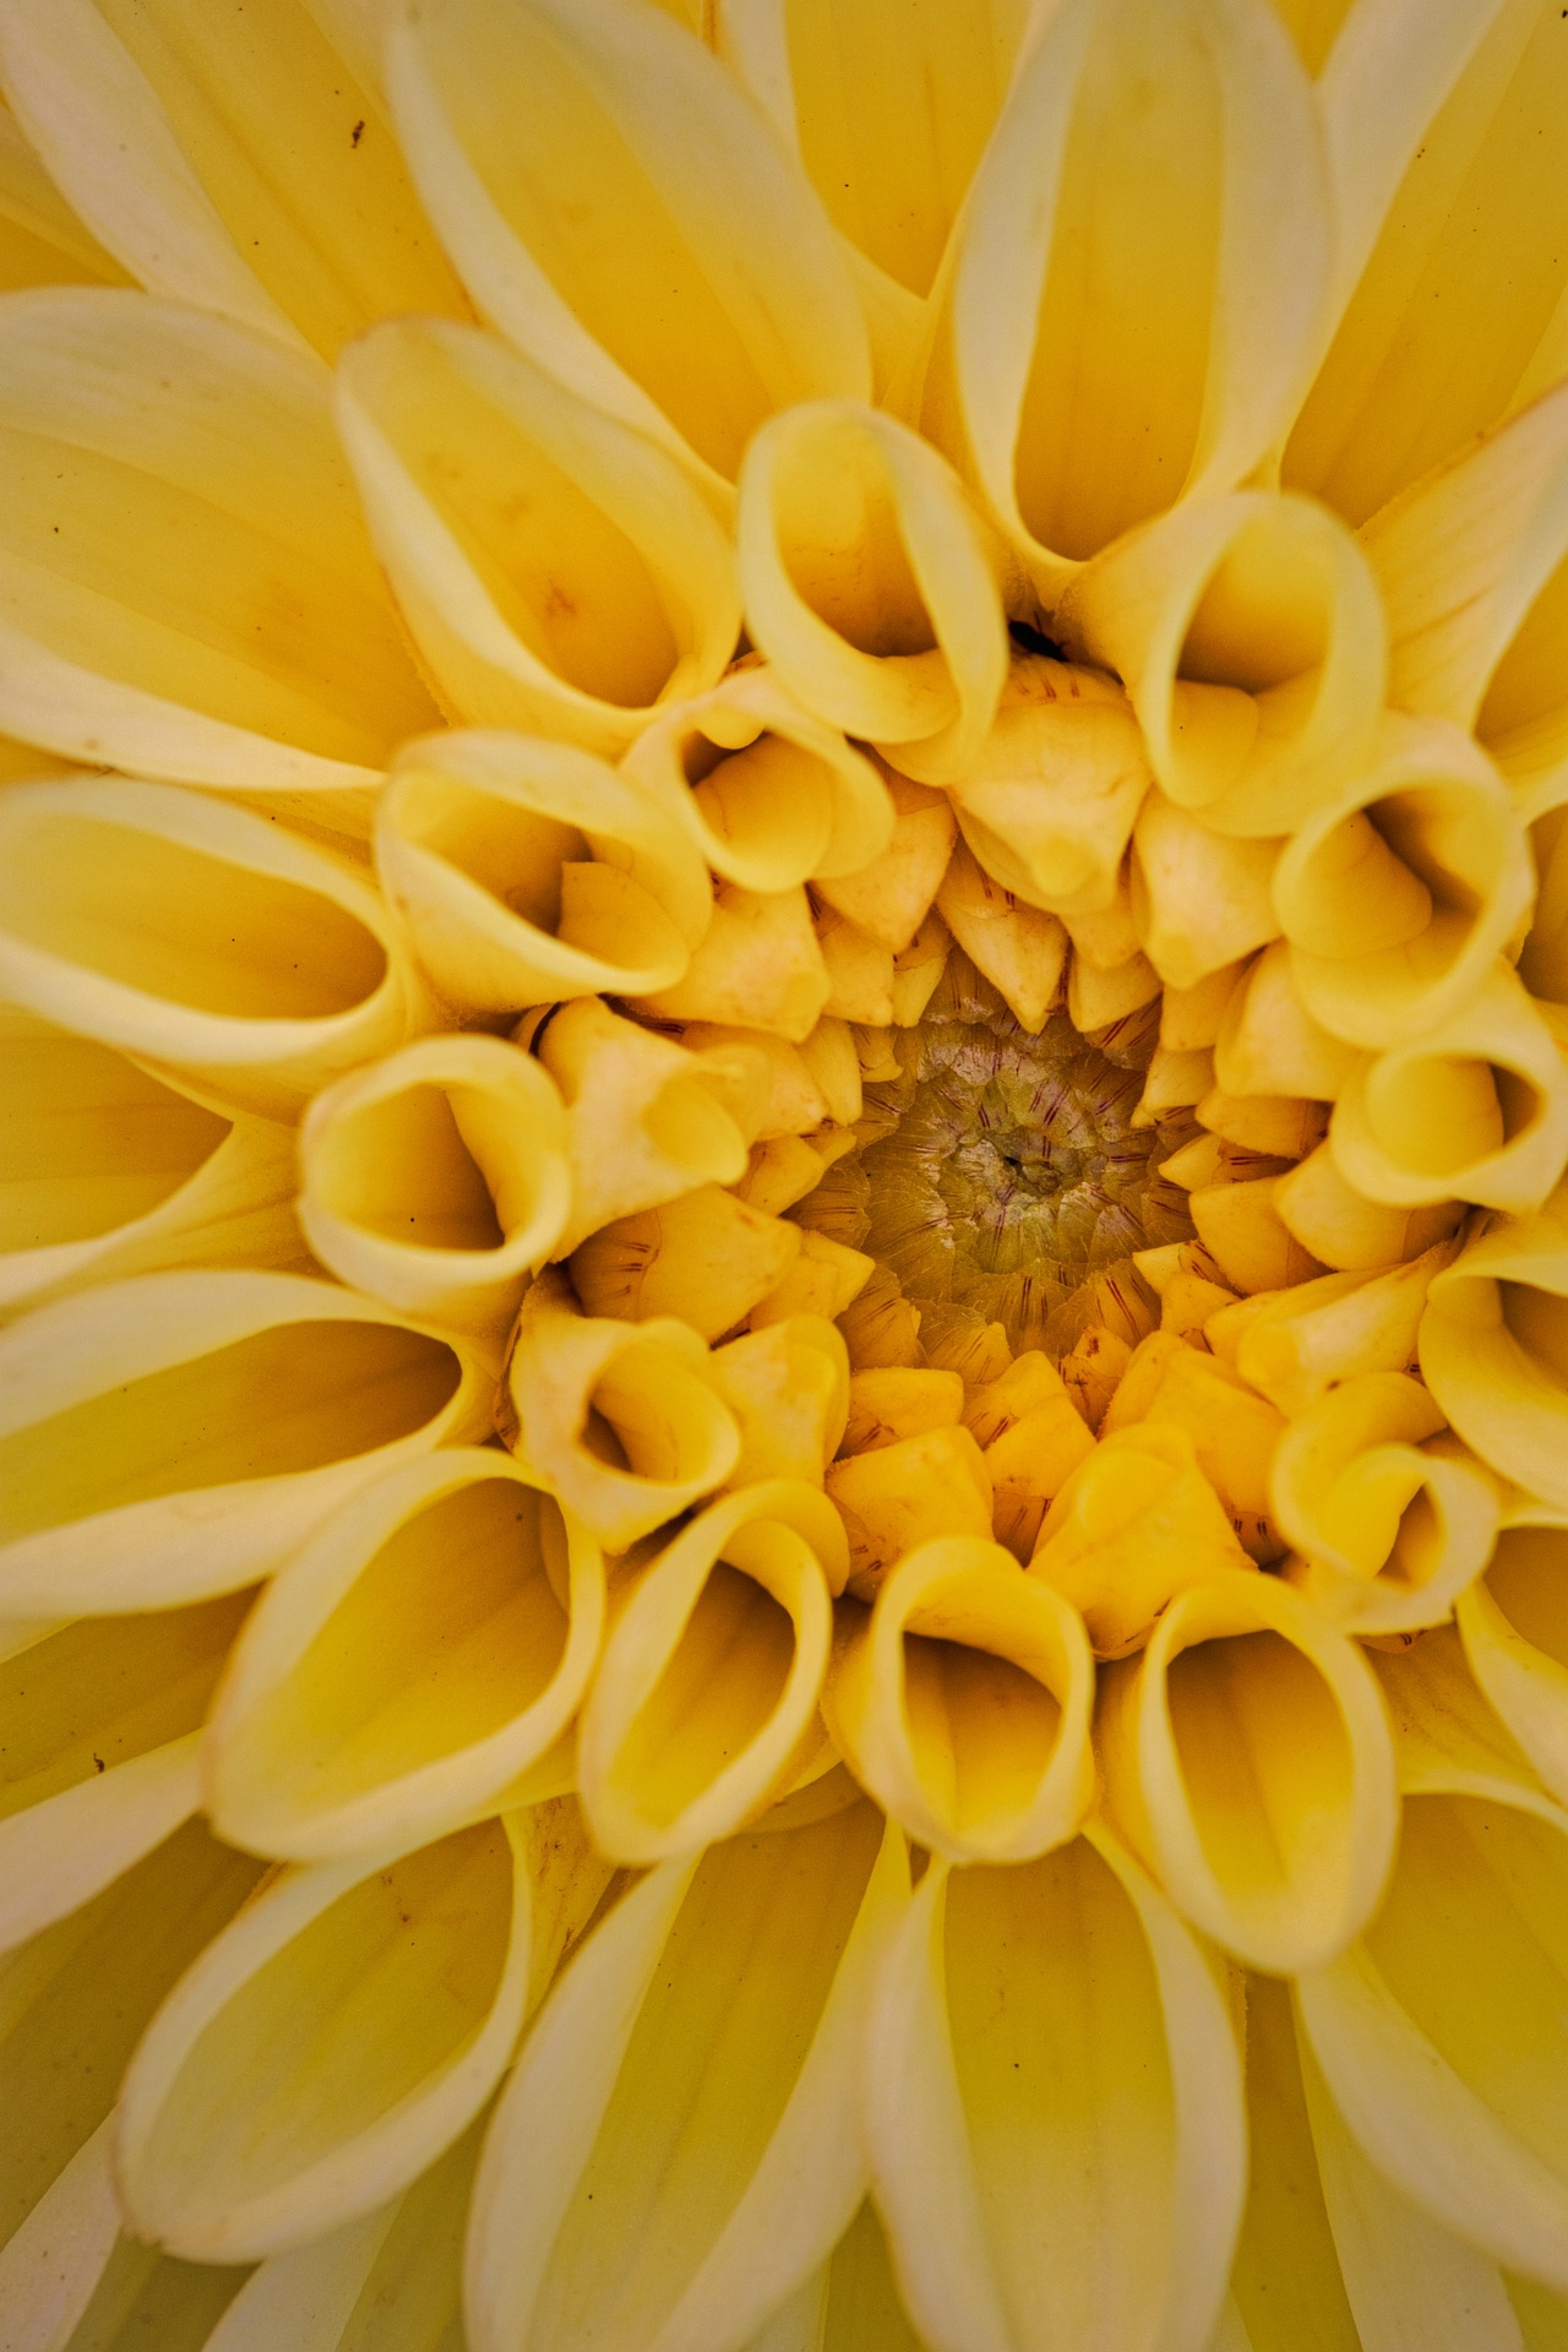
xmin=1 ymin=2 xmax=1568 ymax=2347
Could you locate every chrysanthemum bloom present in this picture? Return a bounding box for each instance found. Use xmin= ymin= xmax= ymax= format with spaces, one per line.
xmin=3 ymin=1 xmax=1568 ymax=2346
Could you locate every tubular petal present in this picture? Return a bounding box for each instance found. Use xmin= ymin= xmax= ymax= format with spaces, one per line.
xmin=0 ymin=776 xmax=428 ymax=1121
xmin=576 ymin=1479 xmax=845 ymax=1860
xmin=0 ymin=1268 xmax=490 ymax=1615
xmin=206 ymin=1449 xmax=607 ymax=1860
xmin=465 ymin=1804 xmax=905 ymax=2352
xmin=0 ymin=289 xmax=438 ymax=790
xmin=383 ymin=0 xmax=870 ymax=488
xmin=376 ymin=731 xmax=705 ymax=1019
xmin=1097 ymin=1572 xmax=1399 ymax=1971
xmin=1216 ymin=1242 xmax=1457 ymax=1416
xmin=499 ymin=1267 xmax=740 ymax=1549
xmin=863 ymin=1830 xmax=1245 ymax=2352
xmin=708 ymin=1315 xmax=850 ymax=1485
xmin=1419 ymin=1187 xmax=1568 ymax=1507
xmin=824 ymin=1533 xmax=1094 ymax=1862
xmin=1457 ymin=1513 xmax=1568 ymax=1807
xmin=1274 ymin=1142 xmax=1460 ymax=1272
xmin=299 ymin=1033 xmax=571 ymax=1334
xmin=337 ymin=319 xmax=741 ymax=751
xmin=115 ymin=1810 xmax=543 ymax=2260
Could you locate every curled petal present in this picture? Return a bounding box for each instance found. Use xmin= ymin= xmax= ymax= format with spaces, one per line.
xmin=1213 ymin=1240 xmax=1458 ymax=1417
xmin=864 ymin=1829 xmax=1245 ymax=2352
xmin=1274 ymin=1372 xmax=1500 ymax=1635
xmin=1458 ymin=1512 xmax=1568 ymax=1809
xmin=1098 ymin=1571 xmax=1399 ymax=1971
xmin=709 ymin=1315 xmax=850 ymax=1486
xmin=465 ymin=1803 xmax=906 ymax=2352
xmin=384 ymin=0 xmax=869 ymax=487
xmin=0 ymin=1268 xmax=491 ymax=1616
xmin=1274 ymin=1141 xmax=1461 ymax=1272
xmin=1213 ymin=938 xmax=1360 ymax=1101
xmin=0 ymin=1006 xmax=299 ymax=1315
xmin=623 ymin=663 xmax=893 ymax=893
xmin=1099 ymin=1332 xmax=1285 ymax=1555
xmin=827 ymin=1424 xmax=995 ymax=1598
xmin=377 ymin=730 xmax=706 ymax=1019
xmin=0 ymin=289 xmax=437 ymax=793
xmin=813 ymin=771 xmax=956 ymax=951
xmin=918 ymin=0 xmax=1327 ymax=591
xmin=499 ymin=1266 xmax=740 ymax=1549
xmin=0 ymin=1592 xmax=246 ymax=1951
xmin=115 ymin=1810 xmax=548 ymax=2260
xmin=0 ymin=776 xmax=428 ymax=1121
xmin=207 ymin=1449 xmax=603 ymax=1861
xmin=337 ymin=319 xmax=741 ymax=751
xmin=1059 ymin=490 xmax=1386 ymax=838
xmin=300 ymin=1033 xmax=571 ymax=1336
xmin=570 ymin=1184 xmax=803 ymax=1339
xmin=637 ymin=880 xmax=831 ymax=1042
xmin=1131 ymin=793 xmax=1281 ymax=990
xmin=1297 ymin=1772 xmax=1568 ymax=2294
xmin=577 ymin=1480 xmax=847 ymax=1860
xmin=1419 ymin=1184 xmax=1568 ymax=1506
xmin=824 ymin=1534 xmax=1094 ymax=1863
xmin=1330 ymin=961 xmax=1568 ymax=1214
xmin=738 ymin=400 xmax=1009 ymax=785
xmin=1274 ymin=714 xmax=1534 ymax=1051
xmin=1285 ymin=0 xmax=1568 ymax=523
xmin=935 ymin=842 xmax=1069 ymax=1034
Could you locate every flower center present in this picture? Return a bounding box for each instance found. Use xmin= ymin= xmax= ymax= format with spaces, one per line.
xmin=806 ymin=959 xmax=1197 ymax=1355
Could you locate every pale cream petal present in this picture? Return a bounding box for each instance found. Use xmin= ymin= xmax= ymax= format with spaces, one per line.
xmin=299 ymin=1033 xmax=571 ymax=1337
xmin=199 ymin=2206 xmax=398 ymax=2352
xmin=1097 ymin=1571 xmax=1398 ymax=1970
xmin=576 ymin=1479 xmax=845 ymax=1860
xmin=1059 ymin=491 xmax=1385 ymax=837
xmin=1419 ymin=1186 xmax=1568 ymax=1506
xmin=0 ymin=777 xmax=428 ymax=1121
xmin=465 ymin=1803 xmax=904 ymax=2352
xmin=497 ymin=1266 xmax=740 ymax=1549
xmin=0 ymin=1007 xmax=300 ymax=1316
xmin=569 ymin=1185 xmax=803 ymax=1339
xmin=1131 ymin=793 xmax=1281 ymax=990
xmin=738 ymin=400 xmax=1009 ymax=784
xmin=0 ymin=1268 xmax=491 ymax=1616
xmin=824 ymin=1533 xmax=1094 ymax=1862
xmin=1274 ymin=715 xmax=1534 ymax=1051
xmin=1273 ymin=1372 xmax=1500 ymax=1636
xmin=527 ymin=1000 xmax=764 ymax=1256
xmin=1329 ymin=962 xmax=1568 ymax=1214
xmin=0 ymin=0 xmax=469 ymax=356
xmin=384 ymin=0 xmax=869 ymax=489
xmin=1458 ymin=1514 xmax=1568 ymax=1808
xmin=336 ymin=320 xmax=741 ymax=751
xmin=0 ymin=289 xmax=438 ymax=789
xmin=623 ymin=664 xmax=893 ymax=894
xmin=918 ymin=0 xmax=1328 ymax=593
xmin=115 ymin=1810 xmax=546 ymax=2260
xmin=206 ymin=1449 xmax=606 ymax=1861
xmin=376 ymin=729 xmax=707 ymax=1019
xmin=0 ymin=2117 xmax=124 ymax=2352
xmin=1285 ymin=0 xmax=1568 ymax=524
xmin=1229 ymin=1975 xmax=1362 ymax=2352
xmin=1297 ymin=1774 xmax=1568 ymax=2292
xmin=41 ymin=2241 xmax=251 ymax=2352
xmin=864 ymin=1830 xmax=1245 ymax=2352
xmin=0 ymin=104 xmax=131 ymax=294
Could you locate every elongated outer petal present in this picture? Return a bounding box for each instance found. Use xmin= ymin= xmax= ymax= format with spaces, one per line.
xmin=377 ymin=731 xmax=707 ymax=1019
xmin=1285 ymin=0 xmax=1568 ymax=524
xmin=1419 ymin=1184 xmax=1568 ymax=1507
xmin=1330 ymin=962 xmax=1568 ymax=1215
xmin=0 ymin=289 xmax=438 ymax=790
xmin=0 ymin=1732 xmax=203 ymax=1957
xmin=207 ymin=1449 xmax=605 ymax=1862
xmin=0 ymin=777 xmax=430 ymax=1121
xmin=864 ymin=1826 xmax=1246 ymax=2352
xmin=0 ymin=0 xmax=469 ymax=358
xmin=0 ymin=1268 xmax=491 ymax=1616
xmin=1058 ymin=490 xmax=1386 ymax=839
xmin=115 ymin=1811 xmax=539 ymax=2261
xmin=738 ymin=400 xmax=1009 ymax=785
xmin=1458 ymin=1510 xmax=1568 ymax=1809
xmin=623 ymin=663 xmax=894 ymax=893
xmin=917 ymin=0 xmax=1328 ymax=594
xmin=577 ymin=1480 xmax=845 ymax=1862
xmin=1098 ymin=1571 xmax=1399 ymax=1972
xmin=336 ymin=319 xmax=741 ymax=753
xmin=1274 ymin=714 xmax=1533 ymax=1051
xmin=0 ymin=1008 xmax=300 ymax=1316
xmin=1298 ymin=1767 xmax=1568 ymax=2294
xmin=824 ymin=1534 xmax=1095 ymax=1863
xmin=384 ymin=0 xmax=869 ymax=489
xmin=299 ymin=1034 xmax=571 ymax=1336
xmin=466 ymin=1803 xmax=906 ymax=2352
xmin=0 ymin=2117 xmax=124 ymax=2352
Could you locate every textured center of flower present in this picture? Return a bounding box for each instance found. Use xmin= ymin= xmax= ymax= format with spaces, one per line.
xmin=809 ymin=964 xmax=1197 ymax=1355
